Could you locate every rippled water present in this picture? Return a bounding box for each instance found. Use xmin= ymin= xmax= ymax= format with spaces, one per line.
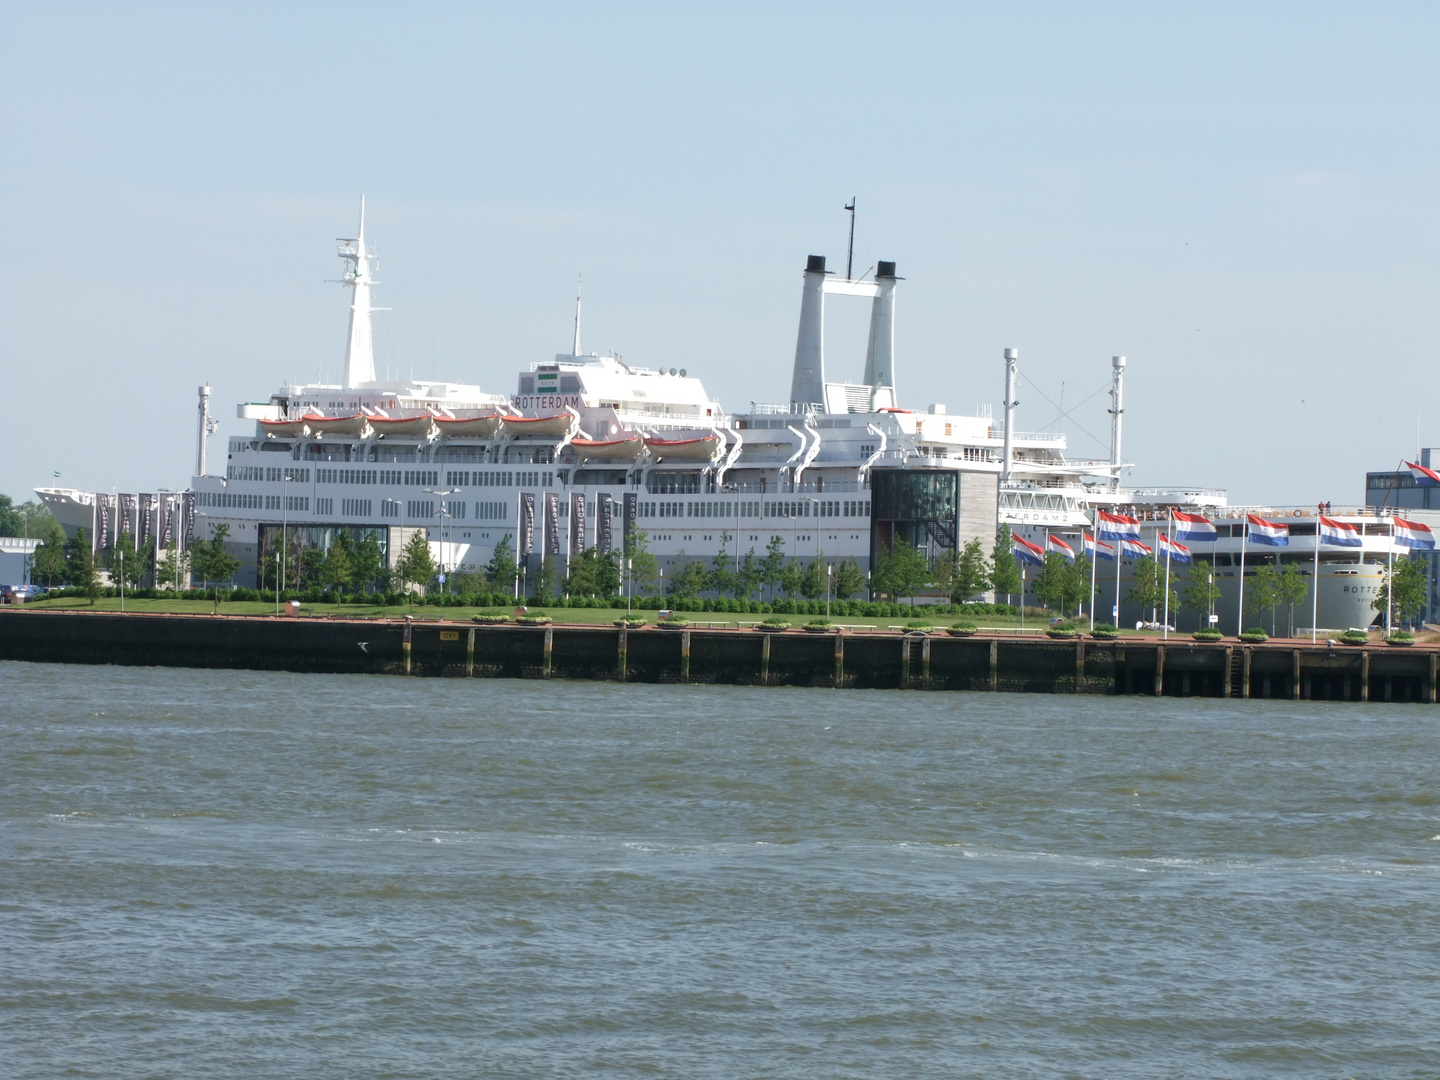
xmin=3 ymin=660 xmax=1439 ymax=1078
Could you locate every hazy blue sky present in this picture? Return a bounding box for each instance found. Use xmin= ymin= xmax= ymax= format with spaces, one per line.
xmin=2 ymin=2 xmax=1436 ymax=505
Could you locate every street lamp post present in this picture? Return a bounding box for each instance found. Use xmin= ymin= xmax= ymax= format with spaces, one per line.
xmin=423 ymin=487 xmax=462 ymax=593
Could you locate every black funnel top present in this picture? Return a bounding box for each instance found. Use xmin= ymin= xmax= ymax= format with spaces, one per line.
xmin=877 ymin=260 xmax=896 ymax=278
xmin=805 ymin=255 xmax=826 ymax=274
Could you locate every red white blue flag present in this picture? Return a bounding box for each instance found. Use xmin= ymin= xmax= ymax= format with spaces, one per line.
xmin=1407 ymin=461 xmax=1440 ymax=487
xmin=1393 ymin=516 xmax=1436 ymax=550
xmin=1012 ymin=534 xmax=1046 ymax=567
xmin=1318 ymin=515 xmax=1362 ymax=547
xmin=1121 ymin=538 xmax=1152 ymax=559
xmin=1246 ymin=514 xmax=1289 ymax=547
xmin=1046 ymin=533 xmax=1076 ymax=562
xmin=1157 ymin=532 xmax=1192 ymax=563
xmin=1171 ymin=510 xmax=1217 ymax=542
xmin=1096 ymin=509 xmax=1142 ymax=542
xmin=1083 ymin=533 xmax=1114 ymax=561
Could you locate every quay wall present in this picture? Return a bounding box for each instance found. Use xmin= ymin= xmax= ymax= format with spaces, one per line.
xmin=1 ymin=610 xmax=1436 ymax=702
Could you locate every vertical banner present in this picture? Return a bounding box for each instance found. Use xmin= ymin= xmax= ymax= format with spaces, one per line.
xmin=570 ymin=493 xmax=586 ymax=555
xmin=138 ymin=494 xmax=154 ymax=551
xmin=97 ymin=495 xmax=112 ymax=551
xmin=545 ymin=493 xmax=560 ymax=556
xmin=183 ymin=493 xmax=197 ymax=547
xmin=518 ymin=493 xmax=535 ymax=557
xmin=623 ymin=492 xmax=637 ymax=554
xmin=160 ymin=496 xmax=174 ymax=548
xmin=119 ymin=493 xmax=135 ymax=536
xmin=597 ymin=494 xmax=612 ymax=554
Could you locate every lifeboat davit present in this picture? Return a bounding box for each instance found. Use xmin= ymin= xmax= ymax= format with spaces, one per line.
xmin=571 ymin=434 xmax=645 ymax=461
xmin=643 ymin=433 xmax=723 ymax=459
xmin=433 ymin=413 xmax=505 ymax=439
xmin=501 ymin=413 xmax=574 ymax=438
xmin=368 ymin=413 xmax=436 ymax=437
xmin=259 ymin=418 xmax=307 ymax=438
xmin=302 ymin=413 xmax=369 ymax=436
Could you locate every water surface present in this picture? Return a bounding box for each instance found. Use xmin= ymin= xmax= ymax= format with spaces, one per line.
xmin=3 ymin=661 xmax=1438 ymax=1077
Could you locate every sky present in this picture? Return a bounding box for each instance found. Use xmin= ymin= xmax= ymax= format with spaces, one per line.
xmin=2 ymin=2 xmax=1436 ymax=507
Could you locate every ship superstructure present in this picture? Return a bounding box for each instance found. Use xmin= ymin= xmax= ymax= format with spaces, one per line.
xmin=39 ymin=201 xmax=1234 ymax=600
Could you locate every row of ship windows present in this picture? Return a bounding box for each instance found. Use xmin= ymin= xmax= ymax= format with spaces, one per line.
xmin=199 ymin=492 xmax=310 ymax=511
xmin=633 ymin=499 xmax=872 ymax=521
xmin=445 ymin=470 xmax=554 ymax=488
xmin=226 ymin=467 xmax=312 ymax=483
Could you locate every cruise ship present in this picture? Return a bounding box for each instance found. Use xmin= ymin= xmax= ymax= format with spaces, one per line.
xmin=43 ymin=199 xmax=1422 ymax=632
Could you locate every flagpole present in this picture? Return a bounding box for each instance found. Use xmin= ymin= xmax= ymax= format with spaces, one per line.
xmin=1237 ymin=516 xmax=1247 ymax=637
xmin=1387 ymin=513 xmax=1395 ymax=635
xmin=1162 ymin=511 xmax=1171 ymax=640
xmin=1020 ymin=564 xmax=1025 ymax=630
xmin=1311 ymin=509 xmax=1320 ymax=643
xmin=1115 ymin=522 xmax=1123 ymax=630
xmin=1089 ymin=511 xmax=1097 ymax=631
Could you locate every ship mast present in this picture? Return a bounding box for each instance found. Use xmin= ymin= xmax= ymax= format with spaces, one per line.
xmin=1109 ymin=355 xmax=1126 ymax=492
xmin=338 ymin=196 xmax=376 ymax=388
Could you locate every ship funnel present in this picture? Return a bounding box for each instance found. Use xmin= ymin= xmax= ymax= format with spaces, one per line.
xmin=863 ymin=260 xmax=897 ymax=407
xmin=789 ymin=255 xmax=828 ymax=407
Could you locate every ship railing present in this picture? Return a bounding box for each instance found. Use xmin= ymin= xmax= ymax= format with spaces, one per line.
xmin=748 ymin=402 xmax=817 ymax=416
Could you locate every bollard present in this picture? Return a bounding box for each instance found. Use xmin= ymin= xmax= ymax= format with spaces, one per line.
xmin=990 ymin=639 xmax=999 ymax=691
xmin=542 ymin=626 xmax=553 ymax=679
xmin=466 ymin=627 xmax=475 ymax=677
xmin=617 ymin=626 xmax=628 ymax=682
xmin=834 ymin=630 xmax=844 ymax=688
xmin=680 ymin=630 xmax=691 ymax=683
xmin=761 ymin=634 xmax=771 ymax=686
xmin=403 ymin=619 xmax=412 ymax=675
xmin=1154 ymin=645 xmax=1165 ymax=697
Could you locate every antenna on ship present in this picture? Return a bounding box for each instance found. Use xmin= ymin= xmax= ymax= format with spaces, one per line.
xmin=572 ymin=274 xmax=582 ymax=356
xmin=844 ymin=197 xmax=857 ymax=280
xmin=334 ymin=195 xmax=378 ymax=389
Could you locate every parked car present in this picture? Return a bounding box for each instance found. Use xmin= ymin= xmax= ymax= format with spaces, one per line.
xmin=2 ymin=584 xmax=47 ymax=603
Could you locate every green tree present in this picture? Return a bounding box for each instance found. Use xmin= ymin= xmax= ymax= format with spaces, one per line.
xmin=30 ymin=517 xmax=68 ymax=586
xmin=108 ymin=531 xmax=150 ymax=591
xmin=1275 ymin=564 xmax=1309 ymax=637
xmin=190 ymin=523 xmax=241 ymax=611
xmin=799 ymin=558 xmax=825 ymax=601
xmin=833 ymin=557 xmax=866 ymax=600
xmin=156 ymin=539 xmax=189 ymax=591
xmin=737 ymin=547 xmax=761 ymax=600
xmin=396 ymin=530 xmax=435 ymax=602
xmin=534 ymin=555 xmax=559 ymax=603
xmin=949 ymin=538 xmax=992 ymax=603
xmin=669 ymin=557 xmax=710 ymax=598
xmin=0 ymin=496 xmax=59 ymax=540
xmin=1181 ymin=558 xmax=1222 ymax=629
xmin=991 ymin=525 xmax=1021 ymax=605
xmin=627 ymin=529 xmax=659 ymax=595
xmin=485 ymin=533 xmax=516 ymax=593
xmin=1375 ymin=556 xmax=1427 ymax=627
xmin=760 ymin=536 xmax=787 ymax=600
xmin=350 ymin=532 xmax=385 ymax=594
xmin=777 ymin=558 xmax=804 ymax=600
xmin=872 ymin=538 xmax=929 ymax=605
xmin=1247 ymin=563 xmax=1282 ymax=635
xmin=323 ymin=532 xmax=353 ymax=595
xmin=566 ymin=547 xmax=599 ymax=597
xmin=1031 ymin=552 xmax=1073 ymax=613
xmin=595 ymin=550 xmax=621 ymax=597
xmin=65 ymin=528 xmax=100 ymax=603
xmin=710 ymin=531 xmax=736 ymax=597
xmin=1127 ymin=555 xmax=1176 ymax=626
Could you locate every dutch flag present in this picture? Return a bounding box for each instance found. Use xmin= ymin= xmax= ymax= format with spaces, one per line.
xmin=1083 ymin=533 xmax=1115 ymax=561
xmin=1393 ymin=516 xmax=1436 ymax=550
xmin=1406 ymin=461 xmax=1440 ymax=487
xmin=1246 ymin=514 xmax=1289 ymax=547
xmin=1121 ymin=538 xmax=1152 ymax=559
xmin=1096 ymin=509 xmax=1142 ymax=542
xmin=1012 ymin=534 xmax=1046 ymax=567
xmin=1046 ymin=533 xmax=1076 ymax=562
xmin=1171 ymin=510 xmax=1218 ymax=542
xmin=1318 ymin=515 xmax=1362 ymax=547
xmin=1157 ymin=532 xmax=1192 ymax=563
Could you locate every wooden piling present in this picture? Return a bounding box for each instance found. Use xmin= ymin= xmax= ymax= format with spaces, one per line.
xmin=901 ymin=636 xmax=911 ymax=688
xmin=403 ymin=619 xmax=412 ymax=675
xmin=1430 ymin=653 xmax=1437 ymax=704
xmin=761 ymin=633 xmax=770 ymax=686
xmin=1241 ymin=648 xmax=1251 ymax=699
xmin=834 ymin=630 xmax=844 ymax=688
xmin=1292 ymin=649 xmax=1301 ymax=701
xmin=466 ymin=626 xmax=475 ymax=677
xmin=921 ymin=635 xmax=931 ymax=688
xmin=989 ymin=639 xmax=999 ymax=691
xmin=1224 ymin=646 xmax=1233 ymax=698
xmin=1360 ymin=649 xmax=1369 ymax=702
xmin=680 ymin=630 xmax=691 ymax=683
xmin=1154 ymin=645 xmax=1165 ymax=697
xmin=1074 ymin=639 xmax=1085 ymax=692
xmin=617 ymin=626 xmax=627 ymax=682
xmin=542 ymin=626 xmax=553 ymax=679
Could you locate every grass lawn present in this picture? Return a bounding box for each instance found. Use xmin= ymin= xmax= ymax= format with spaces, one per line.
xmin=21 ymin=595 xmax=1057 ymax=631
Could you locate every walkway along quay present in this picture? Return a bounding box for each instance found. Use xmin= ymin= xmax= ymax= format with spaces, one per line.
xmin=1 ymin=610 xmax=1436 ymax=702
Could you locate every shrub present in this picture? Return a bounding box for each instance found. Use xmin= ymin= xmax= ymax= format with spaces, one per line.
xmin=1192 ymin=630 xmax=1224 ymax=642
xmin=1387 ymin=630 xmax=1415 ymax=645
xmin=803 ymin=619 xmax=833 ymax=632
xmin=1239 ymin=628 xmax=1269 ymax=643
xmin=948 ymin=622 xmax=977 ymax=637
xmin=657 ymin=616 xmax=689 ymax=629
xmin=1339 ymin=629 xmax=1369 ymax=646
xmin=758 ymin=618 xmax=790 ymax=631
xmin=516 ymin=613 xmax=552 ymax=625
xmin=472 ymin=614 xmax=510 ymax=624
xmin=614 ymin=617 xmax=647 ymax=627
